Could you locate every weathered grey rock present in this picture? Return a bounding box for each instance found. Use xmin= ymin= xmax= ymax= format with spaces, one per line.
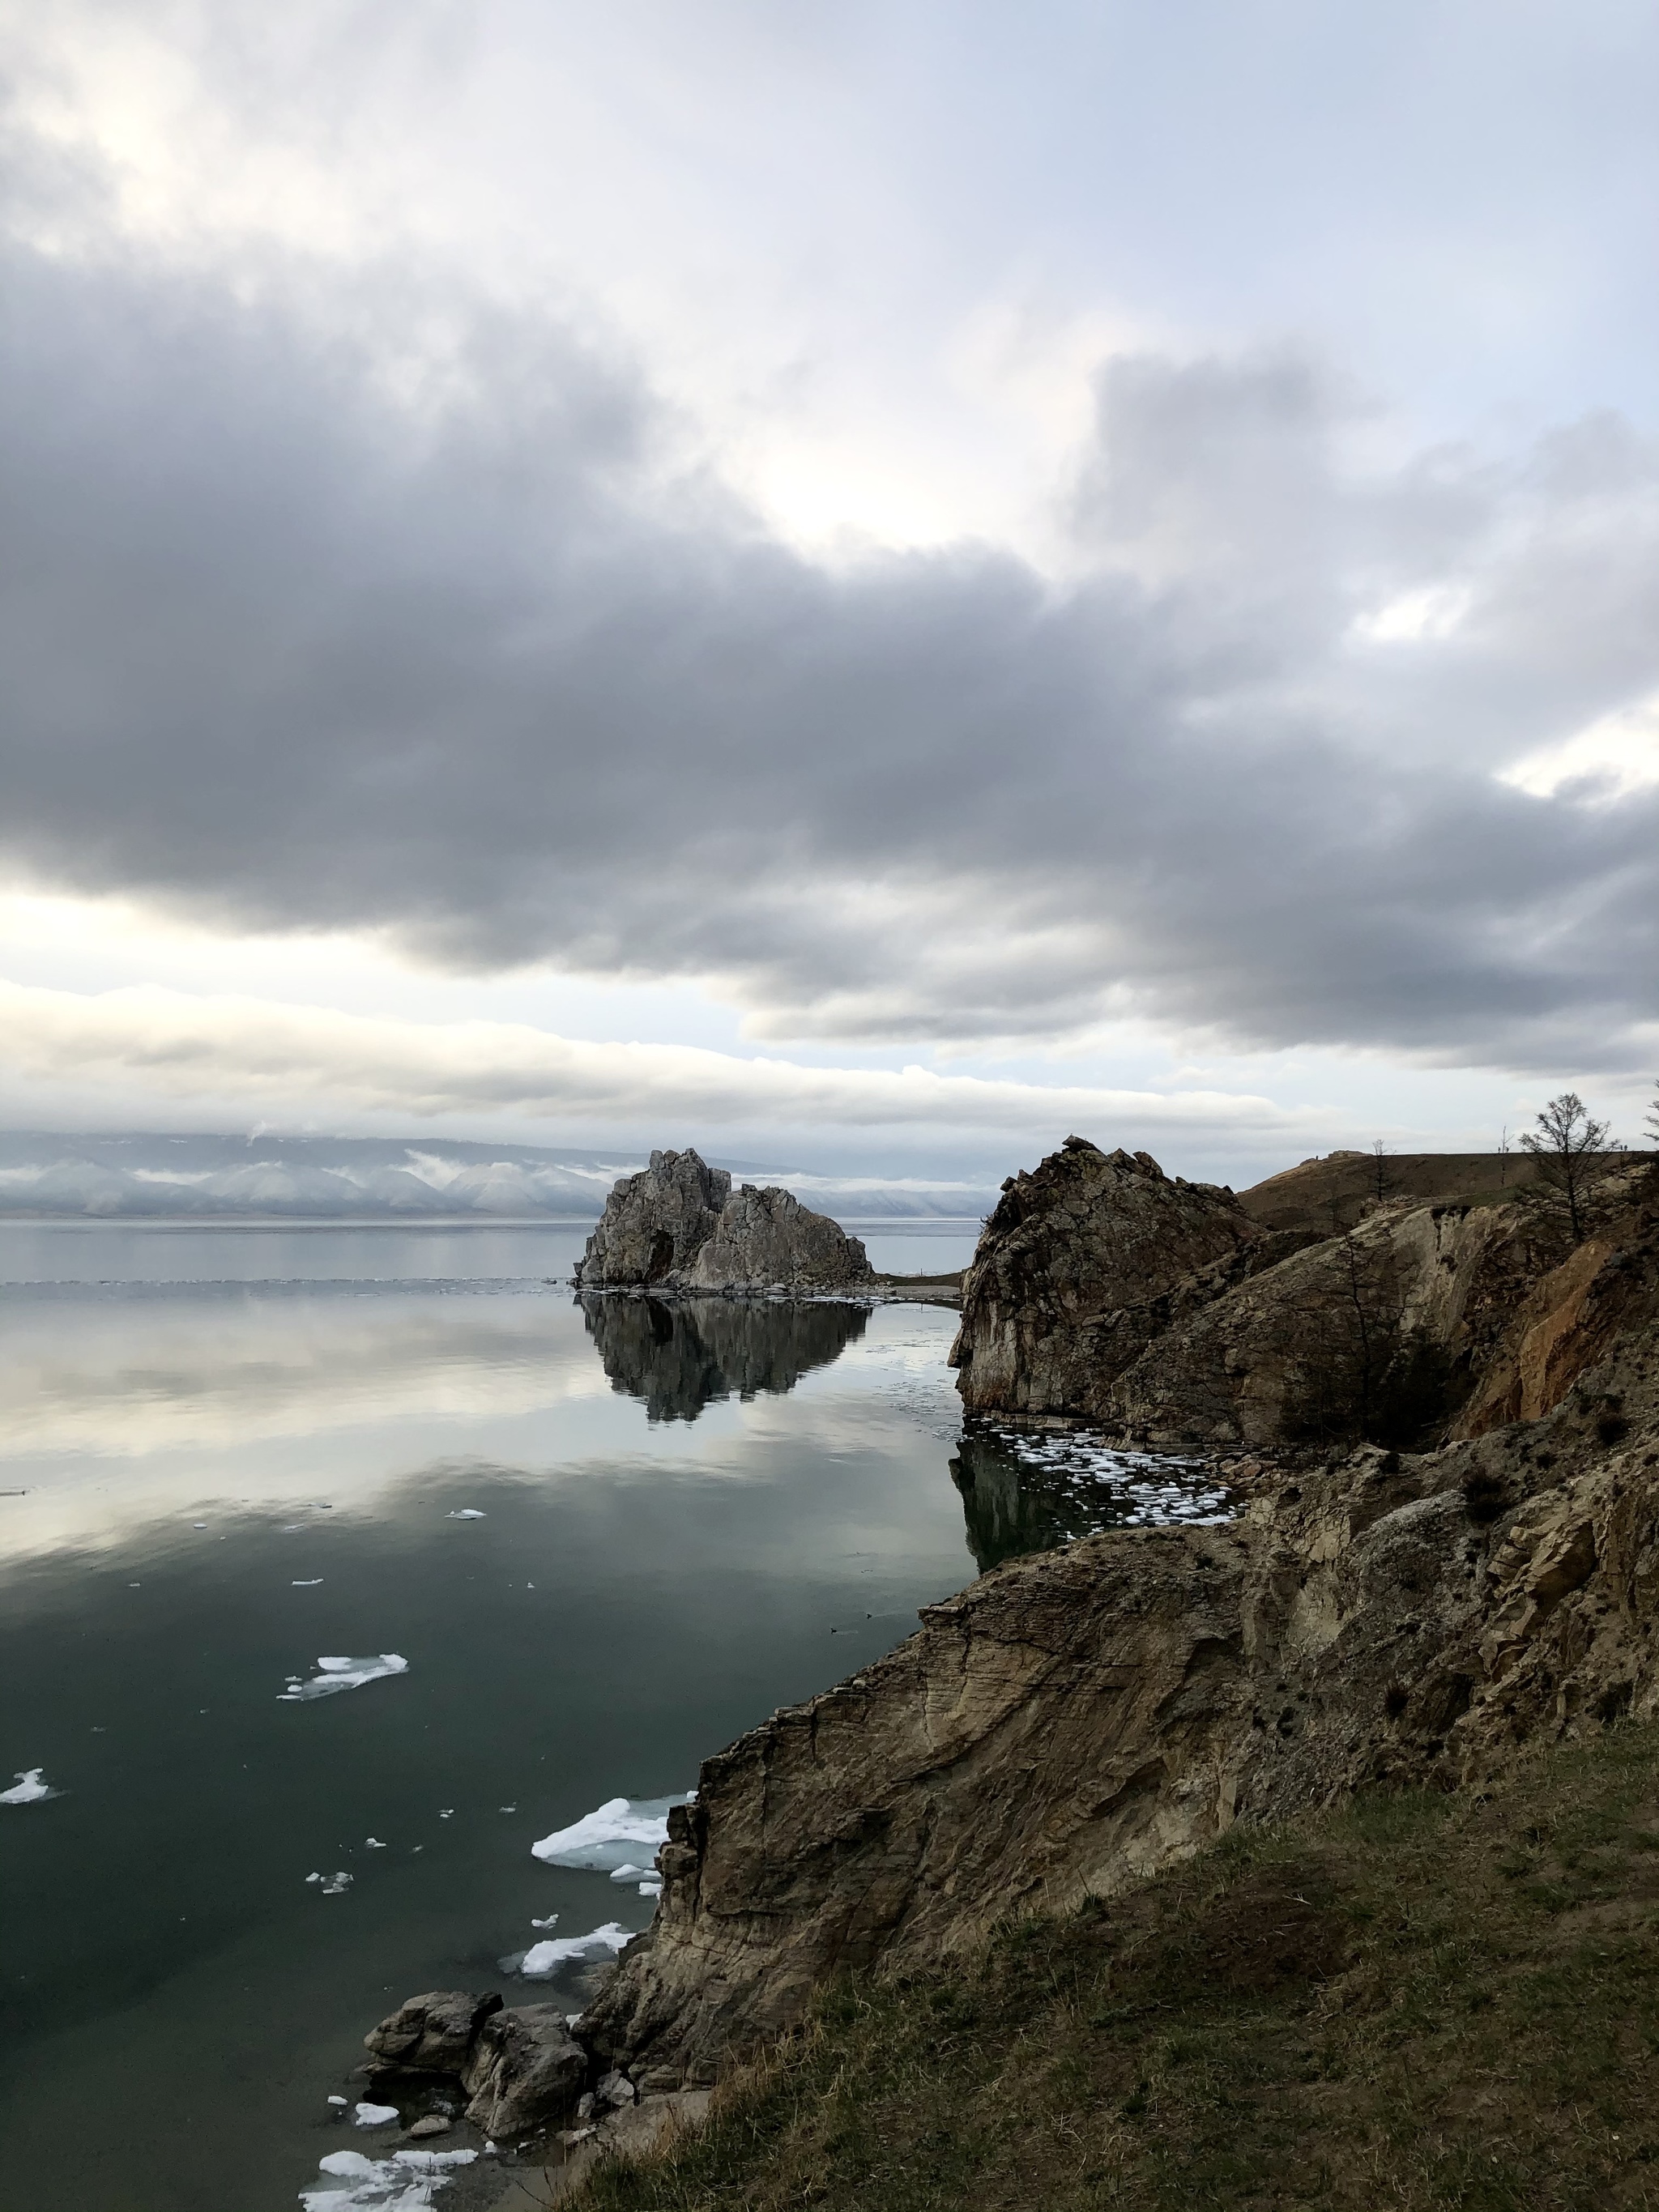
xmin=576 ymin=1150 xmax=731 ymax=1289
xmin=575 ymin=1148 xmax=872 ymax=1294
xmin=1107 ymin=1199 xmax=1516 ymax=1447
xmin=948 ymin=1136 xmax=1260 ymax=1418
xmin=406 ymin=2115 xmax=451 ymax=2137
xmin=461 ymin=2004 xmax=586 ymax=2138
xmin=582 ymin=1219 xmax=1659 ymax=2087
xmin=363 ymin=1991 xmax=501 ymax=2076
xmin=687 ymin=1184 xmax=872 ymax=1291
xmin=595 ymin=2068 xmax=637 ymax=2108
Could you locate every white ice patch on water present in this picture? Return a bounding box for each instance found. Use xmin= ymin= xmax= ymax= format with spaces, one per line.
xmin=1 ymin=1767 xmax=58 ymax=1805
xmin=321 ymin=1871 xmax=353 ymax=1894
xmin=608 ymin=1863 xmax=644 ymax=1882
xmin=531 ymin=1794 xmax=692 ymax=1872
xmin=505 ymin=1922 xmax=632 ymax=1978
xmin=353 ymin=2102 xmax=399 ymax=2127
xmin=301 ymin=2146 xmax=476 ymax=2211
xmin=529 ymin=1914 xmax=558 ymax=1929
xmin=446 ymin=1509 xmax=486 ymax=1520
xmin=293 ymin=1579 xmax=324 ymax=1588
xmin=638 ymin=1881 xmax=662 ymax=1897
xmin=279 ymin=1656 xmax=407 ymax=1702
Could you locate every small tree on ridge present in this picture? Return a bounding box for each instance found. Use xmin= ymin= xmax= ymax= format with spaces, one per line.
xmin=1518 ymin=1091 xmax=1618 ymax=1247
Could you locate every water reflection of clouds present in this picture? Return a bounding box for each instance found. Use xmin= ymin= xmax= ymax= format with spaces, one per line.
xmin=0 ymin=1291 xmax=605 ymax=1459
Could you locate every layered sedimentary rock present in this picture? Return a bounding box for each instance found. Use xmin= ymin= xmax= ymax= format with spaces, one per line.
xmin=947 ymin=1136 xmax=1261 ymax=1417
xmin=575 ymin=1149 xmax=872 ymax=1294
xmin=1107 ymin=1199 xmax=1514 ymax=1447
xmin=582 ymin=1214 xmax=1659 ymax=2086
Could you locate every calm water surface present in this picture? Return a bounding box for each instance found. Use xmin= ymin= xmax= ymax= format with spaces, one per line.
xmin=0 ymin=1218 xmax=1220 ymax=2212
xmin=0 ymin=1221 xmax=986 ymax=2211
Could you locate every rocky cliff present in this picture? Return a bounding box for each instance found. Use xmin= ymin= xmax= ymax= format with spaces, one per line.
xmin=946 ymin=1136 xmax=1623 ymax=1452
xmin=582 ymin=1208 xmax=1659 ymax=2086
xmin=947 ymin=1137 xmax=1260 ymax=1418
xmin=576 ymin=1149 xmax=873 ymax=1294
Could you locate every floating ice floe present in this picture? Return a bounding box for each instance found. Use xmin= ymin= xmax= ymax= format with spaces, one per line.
xmin=365 ymin=1837 xmax=387 ymax=1849
xmin=1 ymin=1768 xmax=58 ymax=1805
xmin=529 ymin=1913 xmax=558 ymax=1929
xmin=354 ymin=2103 xmax=399 ymax=2128
xmin=293 ymin=1579 xmax=324 ymax=1588
xmin=279 ymin=1656 xmax=407 ymax=1703
xmin=498 ymin=1804 xmax=516 ymax=1813
xmin=437 ymin=1808 xmax=453 ymax=1818
xmin=327 ymin=2095 xmax=348 ymax=2108
xmin=301 ymin=2146 xmax=476 ymax=2212
xmin=321 ymin=1871 xmax=353 ymax=1895
xmin=608 ymin=1863 xmax=644 ymax=1883
xmin=503 ymin=1921 xmax=632 ymax=1979
xmin=531 ymin=1793 xmax=693 ymax=1872
xmin=446 ymin=1509 xmax=486 ymax=1520
xmin=638 ymin=1881 xmax=663 ymax=1897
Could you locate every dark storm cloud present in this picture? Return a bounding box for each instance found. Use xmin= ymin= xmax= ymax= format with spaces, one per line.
xmin=3 ymin=226 xmax=1658 ymax=1072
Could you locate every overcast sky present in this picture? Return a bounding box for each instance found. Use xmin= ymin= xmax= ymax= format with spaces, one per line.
xmin=1 ymin=0 xmax=1656 ymax=1185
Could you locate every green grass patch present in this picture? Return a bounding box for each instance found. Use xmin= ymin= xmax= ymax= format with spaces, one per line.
xmin=573 ymin=1723 xmax=1659 ymax=2210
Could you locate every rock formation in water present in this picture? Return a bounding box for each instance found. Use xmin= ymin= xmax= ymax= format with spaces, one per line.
xmin=575 ymin=1149 xmax=874 ymax=1294
xmin=580 ymin=1178 xmax=1659 ymax=2088
xmin=576 ymin=1149 xmax=734 ymax=1289
xmin=362 ymin=1988 xmax=585 ymax=2137
xmin=580 ymin=1294 xmax=869 ymax=1421
xmin=947 ymin=1136 xmax=1262 ymax=1417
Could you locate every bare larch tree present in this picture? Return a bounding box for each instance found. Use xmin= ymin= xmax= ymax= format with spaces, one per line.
xmin=1518 ymin=1091 xmax=1618 ymax=1247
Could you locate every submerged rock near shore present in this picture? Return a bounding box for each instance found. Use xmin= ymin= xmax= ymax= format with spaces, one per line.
xmin=576 ymin=1148 xmax=874 ymax=1294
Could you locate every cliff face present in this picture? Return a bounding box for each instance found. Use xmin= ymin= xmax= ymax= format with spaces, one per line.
xmin=576 ymin=1149 xmax=872 ymax=1294
xmin=582 ymin=1204 xmax=1659 ymax=2088
xmin=578 ymin=1150 xmax=732 ymax=1288
xmin=687 ymin=1184 xmax=872 ymax=1292
xmin=1109 ymin=1200 xmax=1513 ymax=1447
xmin=947 ymin=1137 xmax=1259 ymax=1418
xmin=947 ymin=1136 xmax=1618 ymax=1451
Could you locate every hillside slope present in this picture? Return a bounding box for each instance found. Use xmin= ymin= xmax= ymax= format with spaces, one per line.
xmin=575 ymin=1716 xmax=1659 ymax=2211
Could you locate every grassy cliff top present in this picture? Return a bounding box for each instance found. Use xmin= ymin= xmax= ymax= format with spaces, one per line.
xmin=575 ymin=1716 xmax=1659 ymax=2212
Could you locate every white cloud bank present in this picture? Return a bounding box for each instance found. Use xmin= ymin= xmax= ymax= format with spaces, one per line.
xmin=0 ymin=980 xmax=1323 ymax=1152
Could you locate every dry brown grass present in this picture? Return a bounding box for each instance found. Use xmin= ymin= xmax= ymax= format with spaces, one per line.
xmin=575 ymin=1719 xmax=1659 ymax=2211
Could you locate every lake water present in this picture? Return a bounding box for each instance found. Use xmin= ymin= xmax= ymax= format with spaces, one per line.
xmin=0 ymin=1219 xmax=1225 ymax=2212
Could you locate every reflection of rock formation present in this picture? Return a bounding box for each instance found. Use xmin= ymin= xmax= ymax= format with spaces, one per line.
xmin=580 ymin=1294 xmax=869 ymax=1422
xmin=950 ymin=1428 xmax=1230 ymax=1572
xmin=576 ymin=1149 xmax=872 ymax=1292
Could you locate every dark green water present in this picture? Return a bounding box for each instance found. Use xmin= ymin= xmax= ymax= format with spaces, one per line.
xmin=0 ymin=1220 xmax=1222 ymax=2212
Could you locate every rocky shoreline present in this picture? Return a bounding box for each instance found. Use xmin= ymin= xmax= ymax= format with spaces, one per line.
xmin=324 ymin=1135 xmax=1659 ymax=2194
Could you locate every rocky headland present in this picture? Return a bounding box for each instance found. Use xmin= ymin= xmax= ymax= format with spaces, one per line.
xmin=574 ymin=1149 xmax=879 ymax=1296
xmin=351 ymin=1135 xmax=1659 ymax=2183
xmin=575 ymin=1139 xmax=1659 ymax=2093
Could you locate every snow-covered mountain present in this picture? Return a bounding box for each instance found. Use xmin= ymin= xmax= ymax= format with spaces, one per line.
xmin=0 ymin=1132 xmax=993 ymax=1224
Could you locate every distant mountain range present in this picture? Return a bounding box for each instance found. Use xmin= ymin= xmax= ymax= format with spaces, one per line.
xmin=0 ymin=1132 xmax=993 ymax=1223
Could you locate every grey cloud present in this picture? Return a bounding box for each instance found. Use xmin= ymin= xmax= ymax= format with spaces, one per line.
xmin=2 ymin=214 xmax=1659 ymax=1073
